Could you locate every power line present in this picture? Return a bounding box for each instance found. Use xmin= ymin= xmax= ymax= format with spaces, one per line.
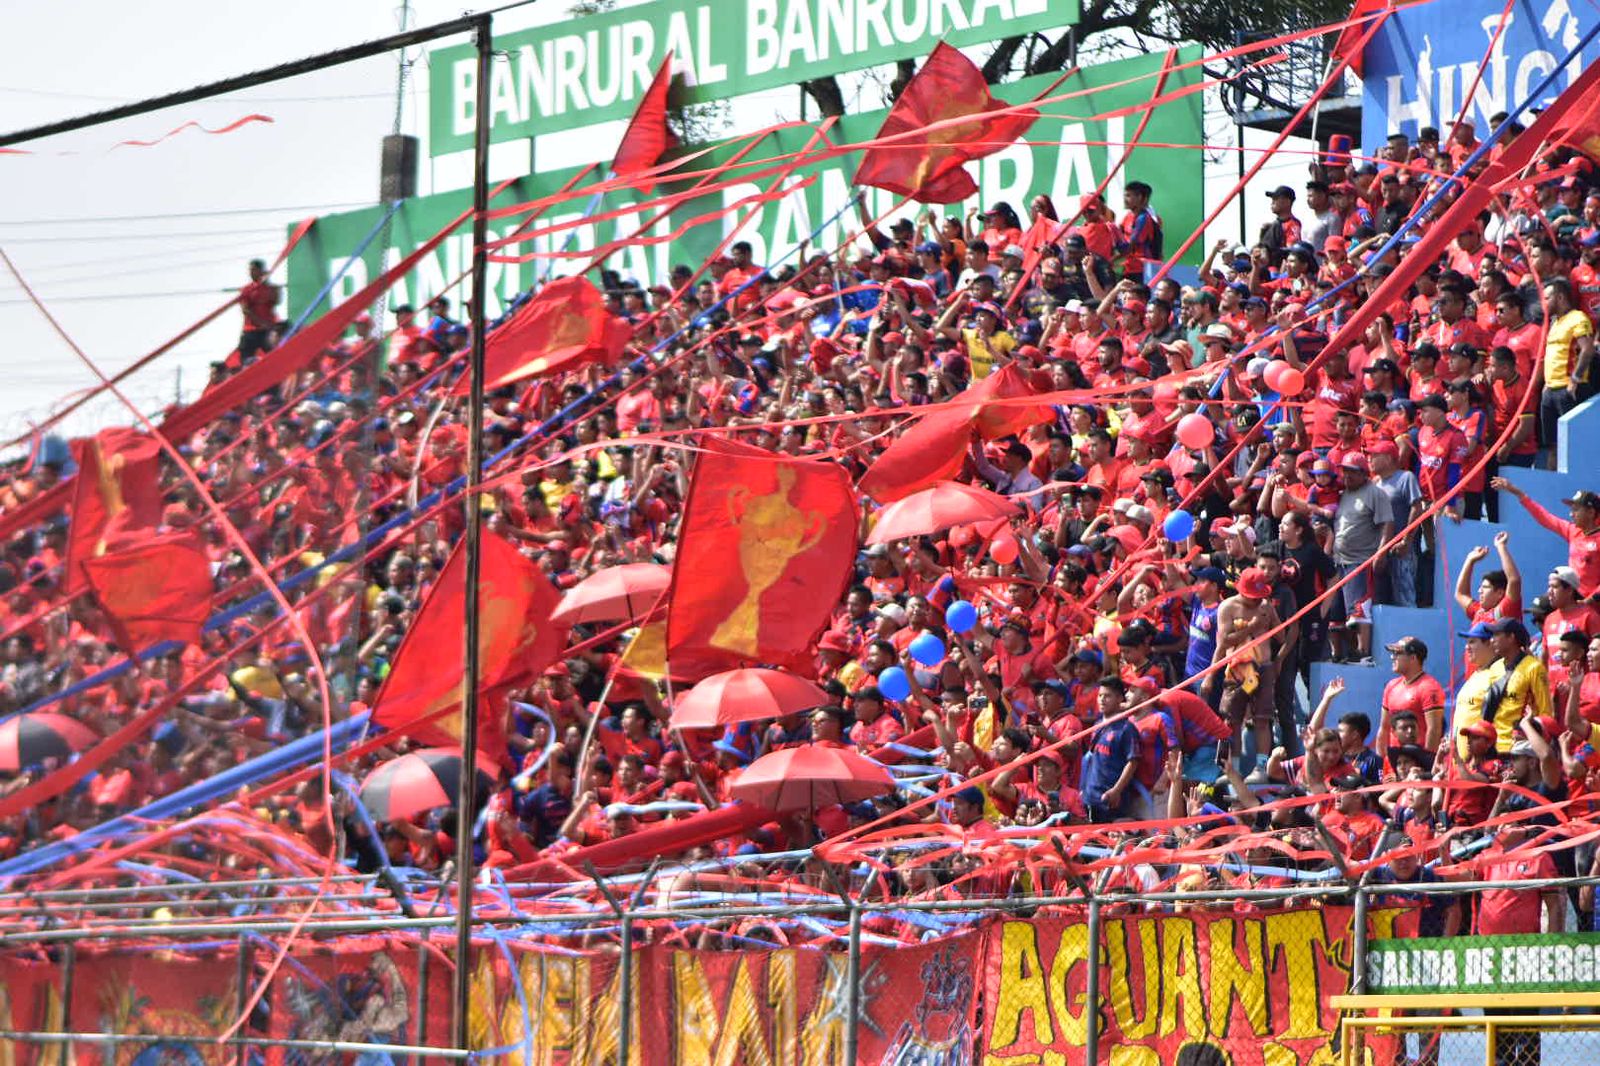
xmin=0 ymin=289 xmax=228 ymax=305
xmin=0 ymin=203 xmax=360 ymax=226
xmin=0 ymin=84 xmax=397 ymax=105
xmin=0 ymin=227 xmax=287 ymax=244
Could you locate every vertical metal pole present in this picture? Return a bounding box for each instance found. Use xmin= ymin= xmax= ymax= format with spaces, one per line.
xmin=449 ymin=12 xmax=494 ymax=1058
xmin=1084 ymin=895 xmax=1103 ymax=1066
xmin=843 ymin=901 xmax=862 ymax=1064
xmin=56 ymin=943 xmax=75 ymax=1066
xmin=234 ymin=935 xmax=251 ymax=1066
xmin=412 ymin=939 xmax=430 ymax=1066
xmin=617 ymin=909 xmax=635 ymax=1066
xmin=1349 ymin=885 xmax=1370 ymax=994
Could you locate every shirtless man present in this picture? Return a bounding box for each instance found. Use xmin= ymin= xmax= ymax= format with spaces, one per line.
xmin=1206 ymin=566 xmax=1283 ymax=774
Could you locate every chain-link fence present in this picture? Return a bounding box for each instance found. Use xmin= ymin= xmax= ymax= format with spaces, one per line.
xmin=3 ymin=875 xmax=1598 ymax=1064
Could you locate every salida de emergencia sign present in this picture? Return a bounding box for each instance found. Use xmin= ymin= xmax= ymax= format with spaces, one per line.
xmin=1368 ymin=933 xmax=1600 ymax=994
xmin=427 ymin=0 xmax=1078 ymax=153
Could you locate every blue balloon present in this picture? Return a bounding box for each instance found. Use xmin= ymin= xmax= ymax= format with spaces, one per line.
xmin=1163 ymin=509 xmax=1195 ymax=542
xmin=909 ymin=632 xmax=947 ymax=666
xmin=945 ymin=599 xmax=978 ymax=634
xmin=878 ymin=666 xmax=912 ymax=701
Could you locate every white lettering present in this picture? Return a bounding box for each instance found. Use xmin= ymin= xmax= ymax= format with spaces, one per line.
xmin=583 ymin=26 xmax=624 ymax=108
xmin=329 ymin=258 xmax=367 ymax=303
xmin=553 ymin=35 xmax=589 ymax=114
xmin=1103 ymin=115 xmax=1127 ymax=204
xmin=818 ymin=166 xmax=855 ymax=250
xmin=1050 ymin=122 xmax=1098 ymax=205
xmin=779 ymin=0 xmax=818 ymax=69
xmin=748 ymin=0 xmax=781 ymax=75
xmin=931 ymin=0 xmax=971 ymax=34
xmin=1515 ymin=51 xmax=1557 ymax=110
xmin=697 ymin=6 xmax=729 ymax=81
xmin=489 ymin=57 xmax=522 ymax=127
xmin=890 ymin=0 xmax=930 ymax=44
xmin=620 ymin=21 xmax=653 ymax=100
xmin=721 ymin=183 xmax=769 ymax=263
xmin=516 ymin=42 xmax=556 ymax=124
xmin=769 ymin=186 xmax=815 ymax=263
xmin=971 ymin=0 xmax=1016 ymax=23
xmin=857 ymin=0 xmax=894 ymax=51
xmin=451 ymin=59 xmax=477 ymax=137
xmin=815 ymin=0 xmax=855 ymax=61
xmin=663 ymin=11 xmax=698 ymax=83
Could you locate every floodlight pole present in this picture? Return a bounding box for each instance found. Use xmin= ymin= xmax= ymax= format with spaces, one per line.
xmin=449 ymin=12 xmax=495 ymax=1056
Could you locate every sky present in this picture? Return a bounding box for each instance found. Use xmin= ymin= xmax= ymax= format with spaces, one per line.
xmin=0 ymin=1 xmax=1307 ymax=449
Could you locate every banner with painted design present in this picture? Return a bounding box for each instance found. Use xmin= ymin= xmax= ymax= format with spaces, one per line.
xmin=67 ymin=952 xmax=245 ymax=1065
xmin=980 ymin=906 xmax=1415 ymax=1066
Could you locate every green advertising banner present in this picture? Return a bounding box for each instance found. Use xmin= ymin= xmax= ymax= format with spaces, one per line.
xmin=289 ymin=49 xmax=1201 ymax=322
xmin=1368 ymin=933 xmax=1600 ymax=994
xmin=427 ymin=0 xmax=1079 ymax=154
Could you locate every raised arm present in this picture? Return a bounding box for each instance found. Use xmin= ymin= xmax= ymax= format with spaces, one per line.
xmin=1455 ymin=544 xmax=1488 ymax=613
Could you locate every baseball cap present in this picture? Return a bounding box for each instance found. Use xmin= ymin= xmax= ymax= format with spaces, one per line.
xmin=1002 ymin=244 xmax=1026 ymax=259
xmin=916 ymin=241 xmax=942 ymax=255
xmin=1064 ymin=299 xmax=1086 ymax=314
xmin=1489 ymin=617 xmax=1531 ymax=641
xmin=1563 ymin=490 xmax=1600 ymax=509
xmin=1384 ymin=636 xmax=1427 ymax=658
xmin=1460 ymin=720 xmax=1497 ymax=740
xmin=1236 ymin=567 xmax=1272 ymax=600
xmin=1194 ymin=566 xmax=1228 ymax=585
xmin=875 ymin=602 xmax=908 ymax=625
xmin=1266 ymin=185 xmax=1296 ymax=200
xmin=1340 ymin=454 xmax=1370 ymax=474
xmin=1369 ymin=439 xmax=1400 ymax=459
xmin=1552 ymin=565 xmax=1582 ymax=590
xmin=1510 ymin=740 xmax=1538 ymax=759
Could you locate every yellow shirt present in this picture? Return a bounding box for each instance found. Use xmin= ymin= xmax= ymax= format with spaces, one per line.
xmin=1452 ymin=667 xmax=1496 ymax=759
xmin=962 ymin=328 xmax=1016 ymax=380
xmin=1543 ymin=309 xmax=1593 ymax=389
xmin=1486 ymin=653 xmax=1552 ymax=751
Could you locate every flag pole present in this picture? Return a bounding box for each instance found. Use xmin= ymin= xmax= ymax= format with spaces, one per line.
xmin=450 ymin=12 xmax=494 ymax=1056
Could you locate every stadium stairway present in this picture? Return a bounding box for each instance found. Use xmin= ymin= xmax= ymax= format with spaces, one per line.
xmin=1308 ymin=395 xmax=1600 ymax=730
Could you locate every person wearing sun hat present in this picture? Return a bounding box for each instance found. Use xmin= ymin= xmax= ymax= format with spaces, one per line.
xmin=1209 ymin=566 xmax=1283 ymax=774
xmin=935 ymin=288 xmax=1015 ymax=379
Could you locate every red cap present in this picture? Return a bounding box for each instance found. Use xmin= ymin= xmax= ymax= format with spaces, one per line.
xmin=1236 ymin=567 xmax=1272 ymax=600
xmin=1460 ymin=720 xmax=1497 ymax=741
xmin=1339 ymin=453 xmax=1370 ymax=474
xmin=818 ymin=630 xmax=853 ymax=653
xmin=1369 ymin=440 xmax=1399 ymax=459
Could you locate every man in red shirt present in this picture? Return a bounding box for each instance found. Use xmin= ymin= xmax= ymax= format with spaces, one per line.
xmin=1542 ymin=566 xmax=1600 ymax=661
xmin=1493 ymin=482 xmax=1600 ymax=598
xmin=1380 ymin=636 xmax=1447 ymax=749
xmin=1419 ymin=287 xmax=1489 ymax=352
xmin=1493 ymin=292 xmax=1542 ymax=383
xmin=1488 ymin=347 xmax=1540 ymax=467
xmin=1416 ymin=395 xmax=1470 ymax=516
xmin=238 ymin=258 xmax=280 ymax=362
xmin=1445 ymin=822 xmax=1561 ymax=937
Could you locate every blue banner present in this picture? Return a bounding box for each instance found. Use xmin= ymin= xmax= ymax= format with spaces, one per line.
xmin=1361 ymin=0 xmax=1600 ymax=149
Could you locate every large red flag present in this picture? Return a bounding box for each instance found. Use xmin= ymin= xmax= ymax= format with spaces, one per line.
xmin=474 ymin=275 xmax=632 ymax=390
xmin=612 ymin=55 xmax=678 ymax=191
xmin=65 ymin=429 xmax=165 ymax=597
xmin=372 ymin=530 xmax=567 ymax=756
xmin=81 ymin=532 xmax=213 ymax=650
xmin=666 ymin=442 xmax=858 ymax=676
xmin=853 ymin=43 xmax=1039 ymax=204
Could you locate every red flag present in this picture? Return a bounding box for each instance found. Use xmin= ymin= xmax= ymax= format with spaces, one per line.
xmin=474 ymin=276 xmax=632 ymax=390
xmin=80 ymin=533 xmax=212 ymax=650
xmin=1330 ymin=0 xmax=1389 ymax=78
xmin=667 ymin=442 xmax=858 ymax=675
xmin=857 ymin=408 xmax=973 ymax=503
xmin=65 ymin=429 xmax=164 ymax=597
xmin=858 ymin=366 xmax=1050 ymax=501
xmin=372 ymin=530 xmax=567 ymax=755
xmin=853 ymin=43 xmax=1038 ymax=203
xmin=612 ymin=55 xmax=679 ymax=191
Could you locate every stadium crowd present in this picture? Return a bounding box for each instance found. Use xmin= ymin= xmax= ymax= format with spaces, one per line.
xmin=3 ymin=116 xmax=1600 ymax=938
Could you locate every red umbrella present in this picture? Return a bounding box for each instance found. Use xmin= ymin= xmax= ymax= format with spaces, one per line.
xmin=866 ymin=481 xmax=1019 ymax=545
xmin=358 ymin=748 xmax=493 ymax=822
xmin=668 ymin=668 xmax=831 ymax=730
xmin=729 ymin=744 xmax=895 ymax=811
xmin=551 ymin=563 xmax=670 ymax=625
xmin=0 ymin=713 xmax=99 ymax=771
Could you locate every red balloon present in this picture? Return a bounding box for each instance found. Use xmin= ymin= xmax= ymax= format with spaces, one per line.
xmin=1276 ymin=367 xmax=1306 ymax=396
xmin=990 ymin=533 xmax=1019 ymax=566
xmin=1175 ymin=413 xmax=1214 ymax=450
xmin=1262 ymin=359 xmax=1290 ymax=392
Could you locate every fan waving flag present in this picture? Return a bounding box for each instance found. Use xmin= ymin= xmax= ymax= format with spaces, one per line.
xmin=853 ymin=43 xmax=1039 ymax=204
xmin=473 ymin=275 xmax=633 ymax=390
xmin=372 ymin=530 xmax=567 ymax=756
xmin=612 ymin=54 xmax=678 ymax=191
xmin=64 ymin=428 xmax=165 ymax=597
xmin=666 ymin=442 xmax=857 ymax=676
xmin=81 ymin=532 xmax=213 ymax=651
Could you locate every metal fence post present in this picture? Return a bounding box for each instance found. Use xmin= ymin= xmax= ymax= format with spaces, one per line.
xmin=234 ymin=934 xmax=250 ymax=1066
xmin=1349 ymin=884 xmax=1369 ymax=995
xmin=1084 ymin=894 xmax=1102 ymax=1066
xmin=844 ymin=900 xmax=862 ymax=1065
xmin=56 ymin=943 xmax=75 ymax=1066
xmin=618 ymin=907 xmax=635 ymax=1066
